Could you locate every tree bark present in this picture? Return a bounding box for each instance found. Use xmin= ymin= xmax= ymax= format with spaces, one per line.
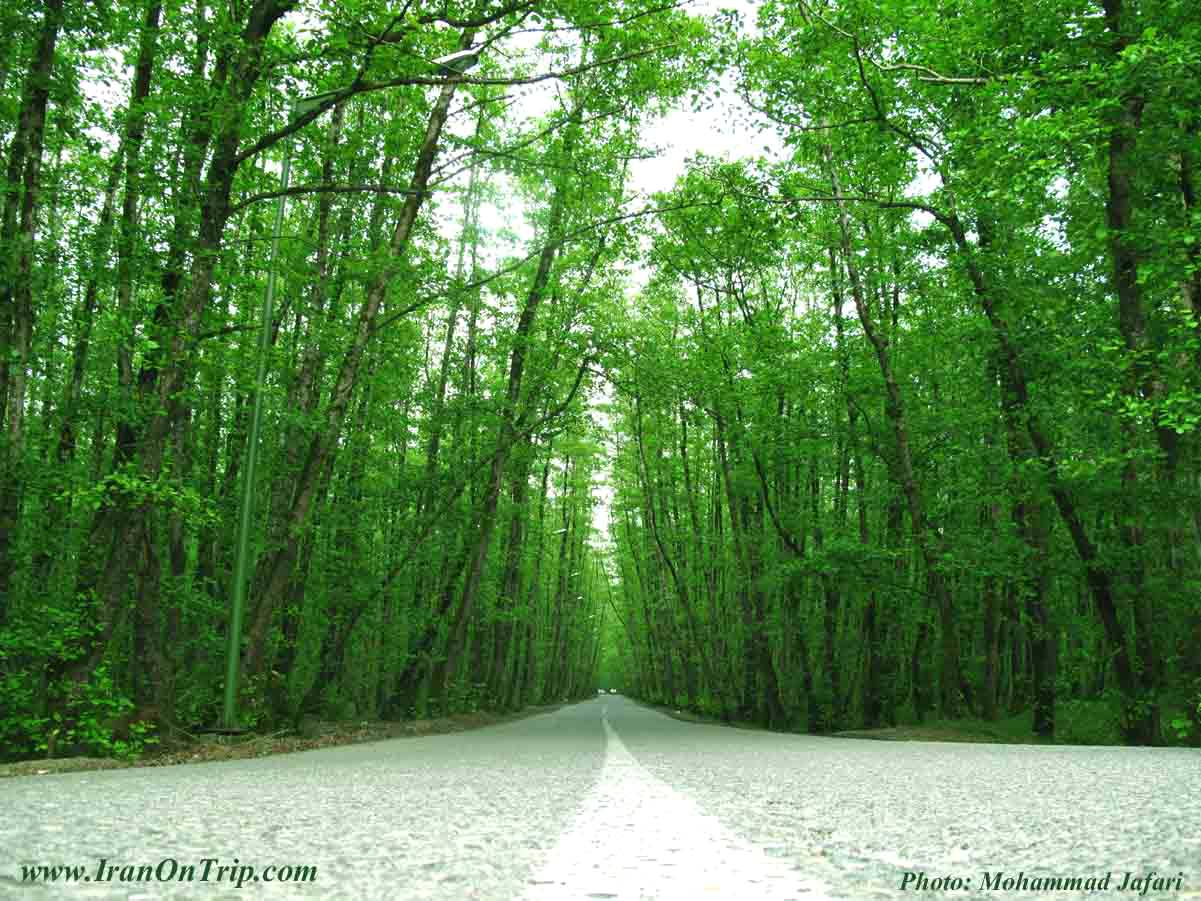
xmin=0 ymin=0 xmax=65 ymax=610
xmin=821 ymin=142 xmax=966 ymax=718
xmin=430 ymin=128 xmax=575 ymax=710
xmin=246 ymin=36 xmax=474 ymax=678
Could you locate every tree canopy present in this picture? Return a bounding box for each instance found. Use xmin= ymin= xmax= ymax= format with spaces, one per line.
xmin=1 ymin=0 xmax=1198 ymax=759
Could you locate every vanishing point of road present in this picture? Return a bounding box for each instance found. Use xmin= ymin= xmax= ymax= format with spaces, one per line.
xmin=3 ymin=696 xmax=1198 ymax=900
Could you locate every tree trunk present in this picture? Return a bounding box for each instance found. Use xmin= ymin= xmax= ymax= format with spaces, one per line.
xmin=821 ymin=143 xmax=965 ymax=718
xmin=0 ymin=0 xmax=65 ymax=609
xmin=430 ymin=130 xmax=575 ymax=710
xmin=245 ymin=37 xmax=474 ymax=678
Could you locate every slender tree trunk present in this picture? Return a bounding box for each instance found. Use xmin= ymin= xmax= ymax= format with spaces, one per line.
xmin=942 ymin=205 xmax=1151 ymax=741
xmin=1101 ymin=0 xmax=1162 ymax=742
xmin=633 ymin=393 xmax=727 ymax=718
xmin=0 ymin=0 xmax=65 ymax=609
xmin=488 ymin=442 xmax=533 ymax=708
xmin=246 ymin=37 xmax=474 ymax=677
xmin=430 ymin=134 xmax=575 ymax=710
xmin=821 ymin=144 xmax=965 ymax=718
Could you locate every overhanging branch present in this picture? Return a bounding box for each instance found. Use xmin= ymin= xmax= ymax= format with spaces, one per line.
xmin=230 ymin=183 xmax=423 ymax=213
xmin=234 ymin=43 xmax=676 ymax=167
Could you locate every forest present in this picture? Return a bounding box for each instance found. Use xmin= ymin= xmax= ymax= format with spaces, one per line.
xmin=0 ymin=0 xmax=1198 ymax=761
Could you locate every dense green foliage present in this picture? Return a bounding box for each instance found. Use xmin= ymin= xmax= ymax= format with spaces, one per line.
xmin=1 ymin=0 xmax=1198 ymax=759
xmin=606 ymin=0 xmax=1201 ymax=745
xmin=0 ymin=0 xmax=707 ymax=759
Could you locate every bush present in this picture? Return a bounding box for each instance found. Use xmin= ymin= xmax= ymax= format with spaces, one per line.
xmin=35 ymin=668 xmax=160 ymax=761
xmin=0 ymin=670 xmax=48 ymax=761
xmin=1055 ymin=697 xmax=1123 ymax=745
xmin=1168 ymin=678 xmax=1201 ymax=746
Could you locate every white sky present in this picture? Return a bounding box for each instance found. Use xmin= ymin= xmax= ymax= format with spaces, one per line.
xmin=629 ymin=71 xmax=776 ymax=198
xmin=471 ymin=0 xmax=777 ymax=248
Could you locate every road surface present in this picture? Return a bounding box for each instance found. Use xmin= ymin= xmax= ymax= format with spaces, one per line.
xmin=3 ymin=696 xmax=1198 ymax=899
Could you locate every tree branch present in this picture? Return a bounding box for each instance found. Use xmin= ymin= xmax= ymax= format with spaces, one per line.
xmin=229 ymin=182 xmax=424 ymax=214
xmin=370 ymin=198 xmax=723 ymax=335
xmin=416 ymin=0 xmax=538 ymax=28
xmin=192 ymin=323 xmax=257 ymax=343
xmin=528 ymin=355 xmax=593 ymax=436
xmin=753 ymin=186 xmax=954 ymax=228
xmin=234 ymin=43 xmax=675 ymax=167
xmin=871 ymin=60 xmax=991 ymax=85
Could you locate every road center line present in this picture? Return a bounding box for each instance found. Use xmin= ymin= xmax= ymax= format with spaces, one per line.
xmin=522 ymin=713 xmax=832 ymax=900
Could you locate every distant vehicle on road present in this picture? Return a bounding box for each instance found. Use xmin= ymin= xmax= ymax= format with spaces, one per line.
xmin=609 ymin=689 xmax=617 ymax=694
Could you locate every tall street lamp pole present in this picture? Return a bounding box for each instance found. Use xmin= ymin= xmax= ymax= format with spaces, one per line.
xmin=221 ymin=90 xmax=340 ymax=731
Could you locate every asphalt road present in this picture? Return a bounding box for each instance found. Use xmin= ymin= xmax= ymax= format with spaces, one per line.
xmin=3 ymin=696 xmax=1199 ymax=900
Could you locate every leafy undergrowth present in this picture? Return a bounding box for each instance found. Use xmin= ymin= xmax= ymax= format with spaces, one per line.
xmin=643 ymin=697 xmax=1195 ymax=746
xmin=838 ymin=709 xmax=1058 ymax=745
xmin=832 ymin=722 xmax=1049 ymax=745
xmin=0 ymin=705 xmax=565 ymax=779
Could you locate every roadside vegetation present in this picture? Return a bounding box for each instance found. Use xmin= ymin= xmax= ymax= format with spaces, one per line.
xmin=599 ymin=0 xmax=1201 ymax=749
xmin=1 ymin=0 xmax=1198 ymax=764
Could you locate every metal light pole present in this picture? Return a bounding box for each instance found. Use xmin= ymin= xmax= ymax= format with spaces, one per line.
xmin=221 ymin=90 xmax=339 ymax=731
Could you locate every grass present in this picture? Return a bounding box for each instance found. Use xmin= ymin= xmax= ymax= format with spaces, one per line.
xmin=0 ymin=703 xmax=575 ymax=779
xmin=656 ymin=696 xmax=1167 ymax=746
xmin=844 ymin=698 xmax=1189 ymax=746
